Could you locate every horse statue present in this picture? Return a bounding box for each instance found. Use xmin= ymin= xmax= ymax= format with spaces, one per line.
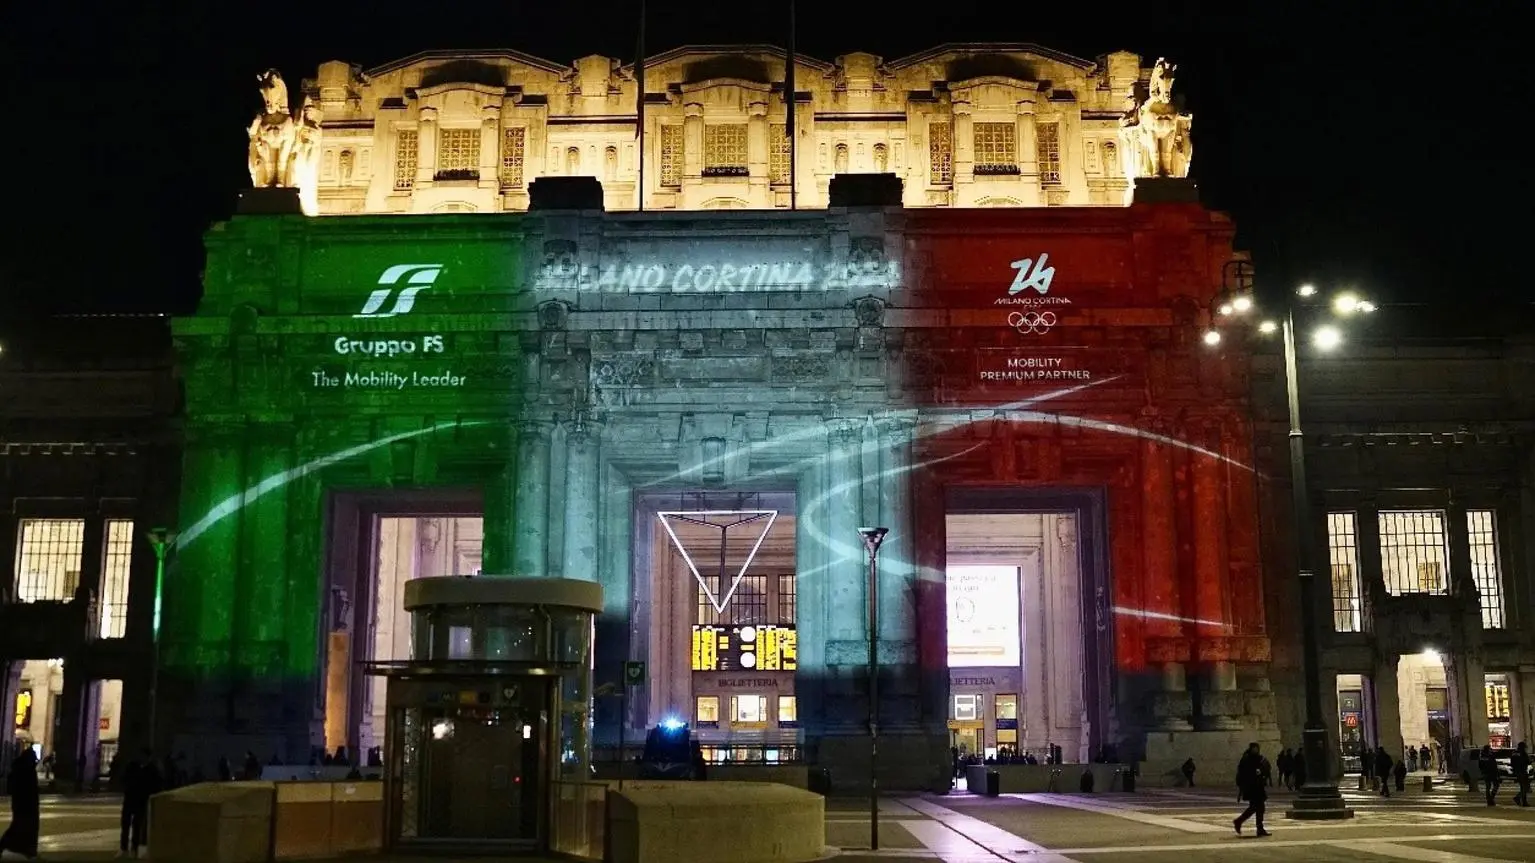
xmin=1122 ymin=58 xmax=1193 ymax=179
xmin=248 ymin=69 xmax=297 ymax=189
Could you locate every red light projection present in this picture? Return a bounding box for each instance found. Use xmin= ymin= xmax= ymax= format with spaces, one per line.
xmin=898 ymin=203 xmax=1268 ymax=677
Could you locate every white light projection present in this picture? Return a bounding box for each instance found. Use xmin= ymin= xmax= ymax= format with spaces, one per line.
xmin=656 ymin=510 xmax=778 ymax=613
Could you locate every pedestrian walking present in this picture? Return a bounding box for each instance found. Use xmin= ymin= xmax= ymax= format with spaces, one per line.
xmin=1360 ymin=746 xmax=1376 ymax=790
xmin=1276 ymin=748 xmax=1293 ymax=790
xmin=0 ymin=748 xmax=41 ymax=859
xmin=120 ymin=749 xmax=162 ymax=858
xmin=1375 ymin=746 xmax=1394 ymax=797
xmin=1181 ymin=757 xmax=1196 ymax=788
xmin=1511 ymin=742 xmax=1531 ymax=807
xmin=1392 ymin=755 xmax=1407 ymax=792
xmin=1232 ymin=742 xmax=1271 ymax=837
xmin=1479 ymin=744 xmax=1501 ymax=806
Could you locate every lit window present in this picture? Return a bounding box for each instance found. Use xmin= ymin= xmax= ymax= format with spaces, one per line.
xmin=929 ymin=122 xmax=953 ymax=185
xmin=973 ymin=123 xmax=1017 ymax=175
xmin=1468 ymin=510 xmax=1505 ymax=628
xmin=99 ymin=520 xmax=134 ymax=639
xmin=777 ymin=695 xmax=797 ymax=724
xmin=500 ymin=127 xmax=525 ymax=189
xmin=953 ymin=694 xmax=979 ymax=721
xmin=437 ymin=128 xmax=481 ymax=176
xmin=769 ymin=124 xmax=791 ymax=185
xmin=731 ymin=694 xmax=768 ymax=723
xmin=1036 ymin=123 xmax=1061 ymax=184
xmin=393 ymin=129 xmax=418 ymax=190
xmin=696 ymin=696 xmax=720 ymax=724
xmin=659 ymin=125 xmax=683 ymax=187
xmin=1378 ymin=510 xmax=1448 ymax=595
xmin=994 ymin=694 xmax=1018 ymax=721
xmin=13 ymin=519 xmax=85 ymax=603
xmin=776 ymin=574 xmax=796 ymax=624
xmin=1327 ymin=512 xmax=1364 ymax=632
xmin=704 ymin=124 xmax=748 ymax=176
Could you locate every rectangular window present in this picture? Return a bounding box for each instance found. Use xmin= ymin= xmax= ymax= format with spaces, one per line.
xmin=776 ymin=574 xmax=796 ymax=624
xmin=1036 ymin=122 xmax=1061 ymax=184
xmin=777 ymin=695 xmax=797 ymax=724
xmin=953 ymin=694 xmax=979 ymax=721
xmin=929 ymin=122 xmax=953 ymax=185
xmin=769 ymin=123 xmax=791 ymax=185
xmin=1327 ymin=512 xmax=1364 ymax=633
xmin=696 ymin=577 xmax=722 ymax=626
xmin=703 ymin=124 xmax=748 ymax=176
xmin=973 ymin=122 xmax=1017 ymax=175
xmin=994 ymin=694 xmax=1018 ymax=721
xmin=437 ymin=128 xmax=481 ymax=176
xmin=1378 ymin=509 xmax=1449 ymax=595
xmin=729 ymin=574 xmax=768 ymax=625
xmin=99 ymin=520 xmax=134 ymax=639
xmin=1468 ymin=509 xmax=1505 ymax=628
xmin=393 ymin=129 xmax=418 ymax=190
xmin=499 ymin=127 xmax=525 ymax=189
xmin=731 ymin=694 xmax=768 ymax=723
xmin=13 ymin=518 xmax=85 ymax=602
xmin=695 ymin=695 xmax=720 ymax=724
xmin=659 ymin=124 xmax=683 ymax=187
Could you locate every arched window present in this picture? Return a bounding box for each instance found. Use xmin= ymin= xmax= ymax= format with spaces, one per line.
xmin=338 ymin=150 xmax=355 ymax=185
xmin=834 ymin=144 xmax=849 ymax=174
xmin=873 ymin=143 xmax=888 ymax=173
xmin=566 ymin=147 xmax=581 ymax=175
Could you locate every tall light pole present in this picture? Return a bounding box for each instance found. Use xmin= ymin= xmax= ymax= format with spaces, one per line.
xmin=858 ymin=526 xmax=888 ymax=851
xmin=1207 ymin=278 xmax=1372 ymax=820
xmin=145 ymin=527 xmax=177 ymax=755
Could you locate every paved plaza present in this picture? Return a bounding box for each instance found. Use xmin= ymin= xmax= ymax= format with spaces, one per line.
xmin=6 ymin=782 xmax=1535 ymax=861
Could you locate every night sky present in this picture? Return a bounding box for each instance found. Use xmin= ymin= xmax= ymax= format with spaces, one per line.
xmin=2 ymin=1 xmax=1519 ymax=318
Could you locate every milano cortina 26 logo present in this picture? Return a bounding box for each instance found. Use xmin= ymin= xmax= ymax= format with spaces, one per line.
xmin=995 ymin=254 xmax=1070 ymax=335
xmin=354 ymin=264 xmax=445 ymax=318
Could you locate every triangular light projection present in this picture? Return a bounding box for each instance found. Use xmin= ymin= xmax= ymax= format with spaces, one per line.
xmin=657 ymin=510 xmax=778 ymax=614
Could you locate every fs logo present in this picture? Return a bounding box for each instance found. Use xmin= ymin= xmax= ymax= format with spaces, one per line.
xmin=354 ymin=264 xmax=444 ymax=318
xmin=1008 ymin=254 xmax=1055 ymax=296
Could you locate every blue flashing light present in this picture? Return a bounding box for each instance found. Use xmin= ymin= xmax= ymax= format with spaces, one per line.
xmin=660 ymin=717 xmax=687 ymax=733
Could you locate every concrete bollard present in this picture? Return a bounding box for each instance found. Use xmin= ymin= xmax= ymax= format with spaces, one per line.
xmin=1422 ymin=775 xmax=1433 ymax=792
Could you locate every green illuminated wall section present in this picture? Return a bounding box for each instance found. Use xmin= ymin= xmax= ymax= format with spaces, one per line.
xmin=169 ymin=212 xmax=528 ymax=685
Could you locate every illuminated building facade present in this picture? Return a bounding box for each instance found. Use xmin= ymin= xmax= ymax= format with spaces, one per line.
xmin=301 ymin=44 xmax=1149 ymax=215
xmin=160 ymin=175 xmax=1290 ymax=789
xmin=0 ymin=316 xmax=180 ymax=785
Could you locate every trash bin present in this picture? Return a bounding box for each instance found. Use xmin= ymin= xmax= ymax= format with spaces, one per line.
xmin=808 ymin=767 xmax=831 ymax=796
xmin=1080 ymin=769 xmax=1095 ymax=793
xmin=1122 ymin=768 xmax=1136 ymax=792
xmin=985 ymin=770 xmax=1001 ymax=797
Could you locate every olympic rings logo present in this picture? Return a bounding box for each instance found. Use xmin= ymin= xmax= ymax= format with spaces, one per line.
xmin=1008 ymin=311 xmax=1057 ymax=335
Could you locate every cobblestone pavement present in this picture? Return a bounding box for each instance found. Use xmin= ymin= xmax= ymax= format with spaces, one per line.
xmin=7 ymin=782 xmax=1535 ymax=861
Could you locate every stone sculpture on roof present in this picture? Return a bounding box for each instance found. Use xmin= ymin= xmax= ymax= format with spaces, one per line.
xmin=1120 ymin=58 xmax=1193 ymax=180
xmin=247 ymin=69 xmax=321 ymax=215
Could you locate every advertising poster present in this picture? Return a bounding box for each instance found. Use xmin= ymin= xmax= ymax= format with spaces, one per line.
xmin=946 ymin=565 xmax=1021 ymax=668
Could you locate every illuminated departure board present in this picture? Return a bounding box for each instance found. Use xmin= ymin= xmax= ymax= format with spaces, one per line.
xmin=690 ymin=625 xmax=797 ymax=672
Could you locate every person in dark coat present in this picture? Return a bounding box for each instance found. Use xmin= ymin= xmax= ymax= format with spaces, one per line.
xmin=1180 ymin=757 xmax=1196 ymax=787
xmin=120 ymin=749 xmax=162 ymax=858
xmin=1375 ymin=746 xmax=1394 ymax=797
xmin=1360 ymin=746 xmax=1376 ymax=790
xmin=0 ymin=748 xmax=41 ymax=858
xmin=1511 ymin=742 xmax=1531 ymax=807
xmin=1392 ymin=755 xmax=1407 ymax=792
xmin=1479 ymin=745 xmax=1501 ymax=806
xmin=1232 ymin=742 xmax=1271 ymax=837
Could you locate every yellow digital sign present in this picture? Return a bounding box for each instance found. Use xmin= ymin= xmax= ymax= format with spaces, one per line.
xmin=691 ymin=625 xmax=797 ymax=672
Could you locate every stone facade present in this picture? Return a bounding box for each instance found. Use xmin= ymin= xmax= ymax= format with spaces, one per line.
xmin=300 ymin=44 xmax=1152 ymax=214
xmin=158 ymin=179 xmax=1291 ymax=790
xmin=1251 ymin=310 xmax=1535 ymax=776
xmin=0 ymin=316 xmax=181 ymax=785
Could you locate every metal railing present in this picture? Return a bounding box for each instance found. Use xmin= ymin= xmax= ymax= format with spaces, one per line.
xmin=549 ymin=780 xmax=607 ymax=861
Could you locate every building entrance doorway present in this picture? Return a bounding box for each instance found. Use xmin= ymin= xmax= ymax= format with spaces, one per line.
xmin=945 ymin=505 xmax=1092 ymax=764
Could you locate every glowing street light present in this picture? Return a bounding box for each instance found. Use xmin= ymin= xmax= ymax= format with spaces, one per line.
xmin=1313 ymin=325 xmax=1343 ymax=350
xmin=1218 ymin=302 xmax=1234 ymax=316
xmin=1332 ymin=292 xmax=1360 ymax=315
xmin=1202 ymin=330 xmax=1222 ymax=346
xmin=1298 ymin=284 xmax=1317 ymax=297
xmin=1232 ymin=295 xmax=1254 ymax=313
xmin=1258 ymin=320 xmax=1279 ymax=335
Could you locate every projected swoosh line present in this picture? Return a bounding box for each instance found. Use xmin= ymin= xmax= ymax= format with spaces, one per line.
xmin=176 ymin=420 xmax=482 ymax=551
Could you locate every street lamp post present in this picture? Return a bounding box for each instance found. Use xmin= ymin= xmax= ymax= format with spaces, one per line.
xmin=1278 ymin=307 xmax=1353 ymax=819
xmin=145 ymin=527 xmax=177 ymax=756
xmin=1207 ymin=279 xmax=1371 ymax=820
xmin=858 ymin=526 xmax=888 ymax=851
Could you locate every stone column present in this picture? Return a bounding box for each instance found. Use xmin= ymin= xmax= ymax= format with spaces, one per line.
xmin=1445 ymin=649 xmax=1490 ymax=747
xmin=1356 ymin=497 xmax=1383 ymax=629
xmin=514 ymin=420 xmax=552 ymax=577
xmin=747 ymin=101 xmax=769 ymax=202
xmin=876 ymin=414 xmax=916 ymax=643
xmin=952 ymin=103 xmax=974 ymax=187
xmin=561 ymin=417 xmax=602 ymax=583
xmin=1191 ymin=432 xmax=1230 ymax=633
xmin=1141 ymin=436 xmax=1190 ymax=729
xmin=416 ymin=107 xmax=438 ymax=185
xmin=479 ymin=106 xmax=500 ymax=186
xmin=824 ymin=419 xmax=864 ymax=641
xmin=682 ymin=103 xmax=704 ymax=180
xmin=1373 ymin=654 xmax=1405 ymax=758
xmin=1015 ymin=96 xmax=1039 ymax=181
